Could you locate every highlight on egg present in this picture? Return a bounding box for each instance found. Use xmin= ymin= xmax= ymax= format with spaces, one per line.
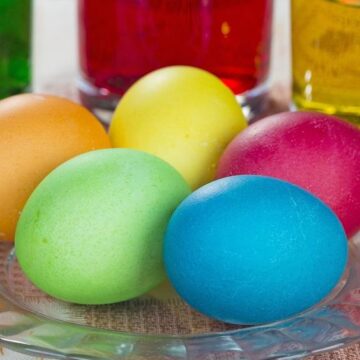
xmin=0 ymin=94 xmax=111 ymax=241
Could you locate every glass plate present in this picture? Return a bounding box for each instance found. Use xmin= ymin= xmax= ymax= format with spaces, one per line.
xmin=0 ymin=235 xmax=359 ymax=360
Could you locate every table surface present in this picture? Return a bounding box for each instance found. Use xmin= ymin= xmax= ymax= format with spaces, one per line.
xmin=2 ymin=1 xmax=358 ymax=359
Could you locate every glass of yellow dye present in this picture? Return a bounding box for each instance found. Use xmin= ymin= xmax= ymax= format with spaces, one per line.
xmin=292 ymin=0 xmax=360 ymax=125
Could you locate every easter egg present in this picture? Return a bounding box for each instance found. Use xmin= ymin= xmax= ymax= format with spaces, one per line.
xmin=15 ymin=149 xmax=191 ymax=305
xmin=217 ymin=112 xmax=360 ymax=237
xmin=109 ymin=66 xmax=247 ymax=190
xmin=0 ymin=94 xmax=111 ymax=242
xmin=164 ymin=176 xmax=348 ymax=324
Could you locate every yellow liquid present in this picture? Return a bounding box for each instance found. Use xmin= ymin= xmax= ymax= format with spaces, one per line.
xmin=292 ymin=0 xmax=360 ymax=125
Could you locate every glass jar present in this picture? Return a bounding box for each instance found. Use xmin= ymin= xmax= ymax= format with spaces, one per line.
xmin=292 ymin=0 xmax=360 ymax=125
xmin=0 ymin=0 xmax=32 ymax=99
xmin=78 ymin=0 xmax=273 ymax=121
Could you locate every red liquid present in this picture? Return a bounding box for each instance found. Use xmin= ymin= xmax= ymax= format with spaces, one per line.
xmin=79 ymin=0 xmax=272 ymax=97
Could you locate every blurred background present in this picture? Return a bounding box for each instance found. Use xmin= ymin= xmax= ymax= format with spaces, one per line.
xmin=32 ymin=0 xmax=291 ymax=107
xmin=3 ymin=1 xmax=360 ymax=124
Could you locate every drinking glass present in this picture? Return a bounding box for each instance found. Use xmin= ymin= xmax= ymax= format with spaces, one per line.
xmin=0 ymin=0 xmax=31 ymax=99
xmin=78 ymin=0 xmax=273 ymax=120
xmin=292 ymin=0 xmax=360 ymax=125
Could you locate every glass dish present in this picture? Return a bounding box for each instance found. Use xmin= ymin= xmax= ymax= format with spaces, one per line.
xmin=0 ymin=234 xmax=359 ymax=359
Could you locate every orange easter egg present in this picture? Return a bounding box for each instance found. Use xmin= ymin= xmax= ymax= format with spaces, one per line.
xmin=0 ymin=94 xmax=111 ymax=241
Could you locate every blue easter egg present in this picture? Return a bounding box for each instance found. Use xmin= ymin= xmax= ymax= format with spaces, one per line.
xmin=164 ymin=175 xmax=348 ymax=324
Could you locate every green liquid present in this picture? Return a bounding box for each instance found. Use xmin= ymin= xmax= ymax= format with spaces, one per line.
xmin=0 ymin=0 xmax=31 ymax=99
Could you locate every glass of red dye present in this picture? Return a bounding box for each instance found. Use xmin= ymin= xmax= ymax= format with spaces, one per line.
xmin=78 ymin=0 xmax=273 ymax=120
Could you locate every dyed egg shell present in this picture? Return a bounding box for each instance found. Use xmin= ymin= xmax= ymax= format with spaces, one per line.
xmin=164 ymin=176 xmax=348 ymax=325
xmin=109 ymin=66 xmax=247 ymax=190
xmin=217 ymin=112 xmax=360 ymax=237
xmin=15 ymin=149 xmax=191 ymax=305
xmin=0 ymin=94 xmax=111 ymax=241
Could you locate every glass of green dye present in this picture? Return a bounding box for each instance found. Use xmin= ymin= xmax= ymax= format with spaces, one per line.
xmin=0 ymin=0 xmax=31 ymax=99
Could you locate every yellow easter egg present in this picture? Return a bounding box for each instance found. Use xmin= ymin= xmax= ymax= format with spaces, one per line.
xmin=109 ymin=66 xmax=247 ymax=189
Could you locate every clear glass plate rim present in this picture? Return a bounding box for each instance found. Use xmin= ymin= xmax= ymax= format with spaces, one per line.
xmin=0 ymin=244 xmax=353 ymax=341
xmin=0 ymin=238 xmax=358 ymax=359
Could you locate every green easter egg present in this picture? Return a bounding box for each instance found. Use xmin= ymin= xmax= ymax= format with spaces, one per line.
xmin=15 ymin=149 xmax=191 ymax=305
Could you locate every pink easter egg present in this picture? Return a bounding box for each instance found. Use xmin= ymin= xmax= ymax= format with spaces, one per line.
xmin=216 ymin=112 xmax=360 ymax=237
